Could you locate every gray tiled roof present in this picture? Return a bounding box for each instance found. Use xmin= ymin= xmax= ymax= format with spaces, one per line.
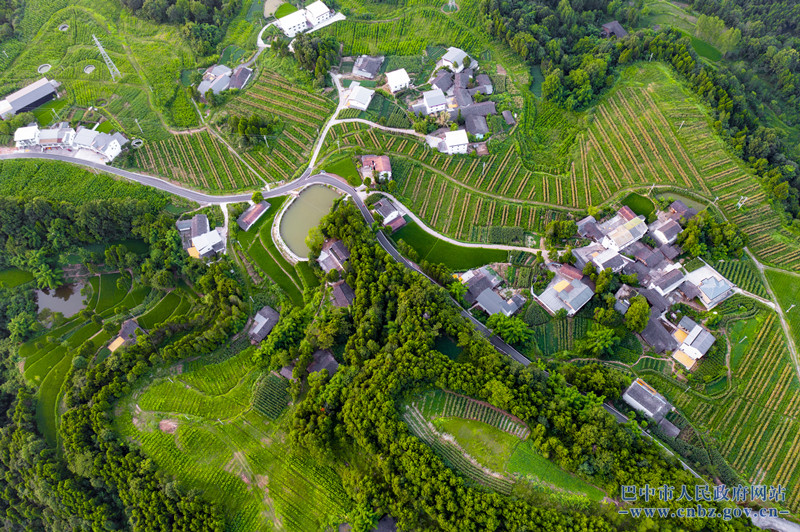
xmin=659 ymin=418 xmax=681 ymax=438
xmin=653 ymin=269 xmax=684 ymax=291
xmin=460 ymin=101 xmax=496 ymax=117
xmin=432 ymin=71 xmax=453 ymax=92
xmin=423 ymin=88 xmax=446 ymax=108
xmin=690 ymin=329 xmax=716 ymax=355
xmin=699 ymin=277 xmax=731 ymax=301
xmin=678 ymin=316 xmax=698 ymax=332
xmin=623 ymin=379 xmax=670 ymax=421
xmin=307 ymin=350 xmax=339 ymax=375
xmin=455 ymin=88 xmax=472 ymax=107
xmin=353 ymin=55 xmax=383 ymax=78
xmin=641 ymin=312 xmax=677 ymax=353
xmin=465 ymin=115 xmax=488 ymax=135
xmin=502 ymin=110 xmax=515 ymax=125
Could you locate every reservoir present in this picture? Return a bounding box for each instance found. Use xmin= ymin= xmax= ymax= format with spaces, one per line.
xmin=279 ymin=185 xmax=341 ymax=258
xmin=35 ymin=282 xmax=87 ymax=318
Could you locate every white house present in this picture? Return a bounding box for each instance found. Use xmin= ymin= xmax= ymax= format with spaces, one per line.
xmin=278 ymin=9 xmax=309 ymax=37
xmin=347 ymin=82 xmax=374 ymax=111
xmin=443 ymin=129 xmax=469 ymax=155
xmin=386 ymin=68 xmax=411 ymax=93
xmin=73 ymin=127 xmax=128 ymax=162
xmin=423 ymin=88 xmax=446 ymax=115
xmin=305 ymin=0 xmax=332 ymax=25
xmin=441 ymin=47 xmax=470 ymax=72
xmin=38 ymin=123 xmax=75 ymax=149
xmin=190 ymin=230 xmax=225 ymax=259
xmin=14 ymin=125 xmax=40 ymax=148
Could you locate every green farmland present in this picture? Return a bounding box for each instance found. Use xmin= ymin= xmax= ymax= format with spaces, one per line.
xmin=114 ymin=347 xmax=351 ymax=531
xmin=765 ymin=270 xmax=800 ymax=350
xmin=391 ymin=221 xmax=507 ymax=270
xmin=237 ymin=196 xmax=309 ymax=305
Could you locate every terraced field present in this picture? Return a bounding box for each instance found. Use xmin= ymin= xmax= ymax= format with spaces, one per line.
xmin=114 ymin=347 xmax=350 ymax=531
xmin=226 ymin=70 xmax=337 ymax=182
xmin=20 ymin=273 xmax=146 ymax=444
xmin=642 ymin=306 xmax=800 ymax=514
xmin=133 ymin=130 xmax=263 ymax=191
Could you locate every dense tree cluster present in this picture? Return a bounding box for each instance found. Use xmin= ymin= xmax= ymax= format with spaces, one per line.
xmin=226 ymin=113 xmax=282 ymax=148
xmin=120 ymin=0 xmax=241 ymax=54
xmin=677 ymin=210 xmax=747 ymax=258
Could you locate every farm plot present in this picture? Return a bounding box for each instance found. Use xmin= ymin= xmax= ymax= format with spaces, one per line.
xmin=715 ymin=258 xmax=768 ymax=299
xmin=133 ymin=130 xmax=260 ymax=192
xmin=137 ymin=291 xmax=183 ymax=329
xmin=114 ymin=348 xmax=350 ymax=531
xmin=237 ymin=197 xmax=305 ymax=305
xmin=253 ymin=373 xmax=290 ymax=419
xmin=226 ymin=70 xmax=336 ymax=182
xmin=649 ymin=308 xmax=800 ymax=513
xmin=765 ymin=270 xmax=800 ymax=351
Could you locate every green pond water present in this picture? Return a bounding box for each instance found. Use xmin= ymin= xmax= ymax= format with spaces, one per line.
xmin=279 ymin=185 xmax=342 ymax=258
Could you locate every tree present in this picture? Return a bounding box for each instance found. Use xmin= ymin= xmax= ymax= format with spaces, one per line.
xmin=252 ymin=191 xmax=264 ymax=203
xmin=449 ymin=281 xmax=467 ymax=304
xmin=580 ymin=324 xmax=620 ymax=357
xmin=625 ymin=295 xmax=650 ymax=332
xmin=594 ymin=268 xmax=612 ymax=294
xmin=486 ymin=314 xmax=531 ymax=345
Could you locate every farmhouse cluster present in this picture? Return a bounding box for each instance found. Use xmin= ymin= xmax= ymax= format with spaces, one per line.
xmin=534 ymin=201 xmax=735 ymax=372
xmin=460 ymin=266 xmax=526 ymax=317
xmin=14 ymin=122 xmax=129 ymax=163
xmin=176 ymin=213 xmax=226 ymax=259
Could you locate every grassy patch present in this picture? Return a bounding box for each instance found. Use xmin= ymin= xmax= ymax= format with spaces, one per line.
xmin=324 ymin=155 xmax=361 ymax=186
xmin=508 ymin=441 xmax=606 ymax=501
xmin=138 ymin=292 xmax=182 ymax=329
xmin=434 ymin=335 xmax=462 ymax=360
xmin=765 ymin=270 xmax=800 ymax=350
xmin=274 ymin=2 xmax=297 ymax=18
xmin=691 ymin=36 xmax=722 ymax=61
xmin=391 ymin=222 xmax=507 ymax=270
xmin=433 ymin=417 xmax=518 ymax=473
xmin=0 ymin=268 xmax=34 ymax=288
xmin=621 ymin=192 xmax=655 ymax=217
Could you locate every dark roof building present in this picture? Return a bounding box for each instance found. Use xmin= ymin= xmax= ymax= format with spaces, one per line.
xmin=465 ymin=115 xmax=489 ymax=136
xmin=641 ymin=249 xmax=666 ymax=268
xmin=622 ymin=378 xmax=671 ymax=422
xmin=639 ymin=287 xmax=670 ymax=313
xmin=465 ymin=274 xmax=493 ymax=305
xmin=352 ymin=55 xmax=384 ymax=79
xmin=237 ymin=201 xmax=270 ymax=231
xmin=318 ymin=240 xmax=351 ymax=273
xmin=308 ymin=350 xmax=339 ymax=376
xmin=650 ymin=268 xmax=685 ymax=296
xmin=432 ymin=70 xmax=454 ymax=92
xmin=119 ymin=319 xmax=140 ymax=341
xmin=331 ymin=281 xmax=355 ymax=307
xmin=502 ymin=110 xmax=515 ymax=125
xmin=460 ymin=101 xmax=496 ymax=117
xmin=601 ymin=20 xmax=629 ymax=38
xmin=455 ymin=88 xmax=473 ymax=108
xmin=577 ymin=215 xmax=604 ymax=241
xmin=641 ymin=312 xmax=677 ymax=353
xmin=659 ymin=418 xmax=681 ymax=438
xmin=475 ymin=289 xmax=525 ymax=316
xmin=176 ymin=214 xmax=210 ymax=249
xmin=560 ymin=263 xmax=584 ymax=281
xmin=660 ymin=244 xmax=680 ymax=260
xmin=475 ymin=73 xmax=492 ymax=88
xmin=0 ymin=78 xmax=58 ymax=120
xmin=454 ymin=69 xmax=472 ymax=89
xmin=230 ymin=66 xmax=253 ymax=90
xmin=249 ymin=305 xmax=280 ymax=344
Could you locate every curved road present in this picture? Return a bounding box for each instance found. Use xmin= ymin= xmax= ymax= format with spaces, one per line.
xmin=2 ymin=150 xmax=530 ymax=364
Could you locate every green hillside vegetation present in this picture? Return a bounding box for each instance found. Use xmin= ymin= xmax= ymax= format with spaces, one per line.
xmin=391 ymin=221 xmax=507 ymax=270
xmin=765 ymin=270 xmax=800 ymax=350
xmin=0 ymin=159 xmax=173 ymax=207
xmin=235 ymin=196 xmax=307 ymax=305
xmin=114 ymin=346 xmax=351 ymax=530
xmin=0 ymin=268 xmax=34 ymax=288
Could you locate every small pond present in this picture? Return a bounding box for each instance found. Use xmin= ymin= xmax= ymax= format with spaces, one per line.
xmin=36 ymin=282 xmax=87 ymax=318
xmin=279 ymin=185 xmax=342 ymax=258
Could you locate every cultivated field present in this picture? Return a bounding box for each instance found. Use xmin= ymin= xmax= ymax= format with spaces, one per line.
xmin=234 ymin=196 xmax=320 ymax=305
xmin=0 ymin=0 xmax=199 ymax=139
xmin=115 ymin=347 xmax=350 ymax=531
xmin=640 ymin=304 xmax=800 ymax=514
xmin=225 ymin=70 xmax=336 ymax=182
xmin=20 ymin=272 xmax=165 ymax=445
xmin=133 ymin=130 xmax=263 ymax=191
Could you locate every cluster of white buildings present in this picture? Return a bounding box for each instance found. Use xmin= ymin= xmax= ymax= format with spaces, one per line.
xmin=197 ymin=64 xmax=253 ymax=97
xmin=14 ymin=122 xmax=128 ymax=163
xmin=277 ymin=0 xmax=336 ymax=37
